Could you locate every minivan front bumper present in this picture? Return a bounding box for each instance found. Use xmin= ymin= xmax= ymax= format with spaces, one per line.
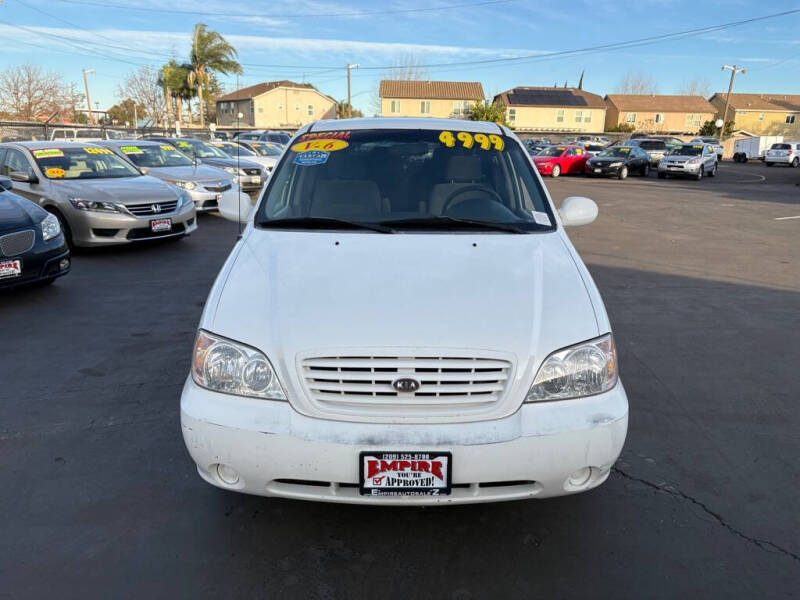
xmin=180 ymin=377 xmax=629 ymax=505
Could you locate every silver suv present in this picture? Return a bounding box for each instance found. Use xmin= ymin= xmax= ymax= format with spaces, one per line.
xmin=0 ymin=142 xmax=197 ymax=247
xmin=657 ymin=143 xmax=718 ymax=180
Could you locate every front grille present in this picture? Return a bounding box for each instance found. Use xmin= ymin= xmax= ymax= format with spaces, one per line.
xmin=301 ymin=355 xmax=512 ymax=416
xmin=0 ymin=229 xmax=35 ymax=256
xmin=126 ymin=223 xmax=185 ymax=240
xmin=203 ymin=183 xmax=232 ymax=193
xmin=126 ymin=200 xmax=178 ymax=216
xmin=243 ymin=168 xmax=261 ymax=176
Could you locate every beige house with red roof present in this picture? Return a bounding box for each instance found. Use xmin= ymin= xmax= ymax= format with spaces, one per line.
xmin=604 ymin=95 xmax=716 ymax=134
xmin=708 ymin=93 xmax=800 ymax=135
xmin=379 ymin=80 xmax=484 ymax=119
xmin=215 ymin=80 xmax=337 ymax=129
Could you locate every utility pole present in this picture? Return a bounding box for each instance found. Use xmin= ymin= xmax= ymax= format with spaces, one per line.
xmin=82 ymin=68 xmax=95 ymax=124
xmin=720 ymin=64 xmax=745 ymax=139
xmin=346 ymin=63 xmax=360 ymax=119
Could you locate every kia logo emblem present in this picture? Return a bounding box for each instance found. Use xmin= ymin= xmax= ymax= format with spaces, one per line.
xmin=392 ymin=377 xmax=421 ymax=393
xmin=151 ymin=204 xmax=161 ymax=213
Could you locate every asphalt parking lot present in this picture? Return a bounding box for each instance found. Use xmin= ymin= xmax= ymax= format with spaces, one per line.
xmin=1 ymin=161 xmax=798 ymax=599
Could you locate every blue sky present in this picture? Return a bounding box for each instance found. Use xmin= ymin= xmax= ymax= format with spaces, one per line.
xmin=1 ymin=0 xmax=799 ymax=114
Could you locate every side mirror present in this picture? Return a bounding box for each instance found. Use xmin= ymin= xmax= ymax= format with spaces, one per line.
xmin=218 ymin=191 xmax=254 ymax=224
xmin=139 ymin=167 xmax=150 ymax=175
xmin=559 ymin=196 xmax=598 ymax=227
xmin=0 ymin=176 xmax=12 ymax=191
xmin=10 ymin=170 xmax=37 ymax=184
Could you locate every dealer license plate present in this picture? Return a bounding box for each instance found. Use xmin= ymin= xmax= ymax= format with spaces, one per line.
xmin=150 ymin=218 xmax=172 ymax=232
xmin=594 ymin=168 xmax=602 ymax=173
xmin=0 ymin=259 xmax=22 ymax=279
xmin=249 ymin=176 xmax=261 ymax=184
xmin=359 ymin=451 xmax=451 ymax=496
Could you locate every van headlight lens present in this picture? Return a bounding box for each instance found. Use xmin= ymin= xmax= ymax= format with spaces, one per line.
xmin=191 ymin=330 xmax=286 ymax=400
xmin=526 ymin=334 xmax=618 ymax=402
xmin=40 ymin=212 xmax=61 ymax=241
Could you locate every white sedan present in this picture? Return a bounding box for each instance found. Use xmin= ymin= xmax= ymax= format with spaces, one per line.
xmin=182 ymin=118 xmax=628 ymax=505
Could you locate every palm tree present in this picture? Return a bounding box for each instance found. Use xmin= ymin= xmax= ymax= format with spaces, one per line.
xmin=187 ymin=23 xmax=242 ymax=128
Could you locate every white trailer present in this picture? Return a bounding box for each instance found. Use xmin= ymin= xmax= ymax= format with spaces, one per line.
xmin=732 ymin=136 xmax=783 ymax=162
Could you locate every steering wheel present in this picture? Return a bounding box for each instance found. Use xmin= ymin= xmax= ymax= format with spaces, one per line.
xmin=440 ymin=184 xmax=504 ymax=215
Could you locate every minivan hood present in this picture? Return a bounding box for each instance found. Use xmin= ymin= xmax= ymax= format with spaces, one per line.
xmin=53 ymin=176 xmax=179 ymax=204
xmin=209 ymin=230 xmax=599 ymax=382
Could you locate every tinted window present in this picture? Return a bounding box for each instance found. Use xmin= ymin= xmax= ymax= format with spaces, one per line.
xmin=638 ymin=141 xmax=666 ymax=150
xmin=257 ymin=129 xmax=554 ymax=231
xmin=116 ymin=144 xmax=194 ymax=167
xmin=772 ymin=144 xmax=790 ymax=150
xmin=1 ymin=149 xmax=32 ymax=176
xmin=599 ymin=147 xmax=633 ymax=158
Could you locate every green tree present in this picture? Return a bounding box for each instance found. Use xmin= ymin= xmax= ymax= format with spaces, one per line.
xmin=187 ymin=23 xmax=242 ymax=128
xmin=159 ymin=60 xmax=193 ymax=124
xmin=467 ymin=100 xmax=508 ymax=126
xmin=107 ymin=98 xmax=144 ymax=126
xmin=606 ymin=123 xmax=635 ymax=133
xmin=337 ymin=100 xmax=363 ymax=118
xmin=699 ymin=119 xmax=733 ymax=137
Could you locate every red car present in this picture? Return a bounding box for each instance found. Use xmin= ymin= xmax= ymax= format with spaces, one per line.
xmin=532 ymin=145 xmax=589 ymax=177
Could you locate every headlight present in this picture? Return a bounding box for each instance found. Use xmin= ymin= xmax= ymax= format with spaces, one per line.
xmin=221 ymin=166 xmax=239 ymax=175
xmin=40 ymin=212 xmax=61 ymax=241
xmin=178 ymin=190 xmax=193 ymax=208
xmin=168 ymin=180 xmax=196 ymax=191
xmin=609 ymin=161 xmax=623 ymax=167
xmin=191 ymin=330 xmax=286 ymax=400
xmin=687 ymin=157 xmax=700 ymax=164
xmin=69 ymin=197 xmax=122 ymax=213
xmin=526 ymin=334 xmax=618 ymax=402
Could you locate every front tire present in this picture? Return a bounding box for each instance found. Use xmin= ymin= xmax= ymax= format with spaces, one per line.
xmin=766 ymin=162 xmax=774 ymax=167
xmin=792 ymin=157 xmax=799 ymax=168
xmin=642 ymin=164 xmax=650 ymax=177
xmin=695 ymin=166 xmax=704 ymax=181
xmin=657 ymin=172 xmax=666 ymax=179
xmin=551 ymin=164 xmax=561 ymax=178
xmin=708 ymin=163 xmax=717 ymax=177
xmin=618 ymin=166 xmax=628 ymax=180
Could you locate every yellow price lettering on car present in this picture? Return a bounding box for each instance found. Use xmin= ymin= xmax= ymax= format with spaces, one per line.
xmin=160 ymin=145 xmax=175 ymax=151
xmin=177 ymin=141 xmax=191 ymax=147
xmin=474 ymin=133 xmax=491 ymax=150
xmin=120 ymin=146 xmax=143 ymax=154
xmin=457 ymin=131 xmax=474 ymax=149
xmin=488 ymin=134 xmax=504 ymax=151
xmin=84 ymin=147 xmax=112 ymax=154
xmin=619 ymin=147 xmax=631 ymax=152
xmin=575 ymin=148 xmax=583 ymax=155
xmin=291 ymin=139 xmax=349 ymax=153
xmin=45 ymin=167 xmax=65 ymax=178
xmin=438 ymin=131 xmax=456 ymax=147
xmin=693 ymin=145 xmax=703 ymax=149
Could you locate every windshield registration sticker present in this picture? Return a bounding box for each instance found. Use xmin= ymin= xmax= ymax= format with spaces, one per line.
xmin=295 ymin=151 xmax=329 ymax=166
xmin=291 ymin=139 xmax=348 ymax=153
xmin=532 ymin=211 xmax=551 ymax=226
xmin=45 ymin=167 xmax=65 ymax=178
xmin=120 ymin=146 xmax=144 ymax=154
xmin=32 ymin=149 xmax=64 ymax=159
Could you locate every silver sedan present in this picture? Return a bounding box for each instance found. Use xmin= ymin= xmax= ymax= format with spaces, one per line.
xmin=0 ymin=142 xmax=197 ymax=247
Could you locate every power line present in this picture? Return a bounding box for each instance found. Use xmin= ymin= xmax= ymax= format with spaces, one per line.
xmin=49 ymin=0 xmax=515 ymax=19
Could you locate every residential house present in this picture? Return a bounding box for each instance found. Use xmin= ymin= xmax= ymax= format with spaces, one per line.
xmin=215 ymin=80 xmax=337 ymax=129
xmin=379 ymin=80 xmax=484 ymax=119
xmin=492 ymin=87 xmax=606 ymax=132
xmin=708 ymin=93 xmax=800 ymax=135
xmin=604 ymin=95 xmax=715 ymax=134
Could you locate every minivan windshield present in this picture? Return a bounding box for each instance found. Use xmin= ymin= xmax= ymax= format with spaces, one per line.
xmin=116 ymin=143 xmax=194 ymax=167
xmin=32 ymin=146 xmax=141 ymax=179
xmin=669 ymin=145 xmax=704 ymax=156
xmin=256 ymin=128 xmax=555 ymax=232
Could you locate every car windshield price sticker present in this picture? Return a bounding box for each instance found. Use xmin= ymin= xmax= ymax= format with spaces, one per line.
xmin=32 ymin=149 xmax=64 ymax=159
xmin=360 ymin=451 xmax=451 ymax=496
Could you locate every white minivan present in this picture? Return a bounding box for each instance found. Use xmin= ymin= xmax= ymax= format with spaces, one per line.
xmin=181 ymin=118 xmax=628 ymax=505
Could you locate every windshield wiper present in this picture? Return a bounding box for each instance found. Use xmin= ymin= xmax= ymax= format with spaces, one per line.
xmin=258 ymin=217 xmax=395 ymax=234
xmin=379 ymin=216 xmax=532 ymax=234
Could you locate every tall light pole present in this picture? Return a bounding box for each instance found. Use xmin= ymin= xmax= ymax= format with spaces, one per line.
xmin=346 ymin=63 xmax=360 ymax=118
xmin=82 ymin=68 xmax=95 ymax=124
xmin=720 ymin=64 xmax=745 ymax=139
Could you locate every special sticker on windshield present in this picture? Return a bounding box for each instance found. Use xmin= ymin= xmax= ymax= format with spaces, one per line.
xmin=32 ymin=149 xmax=64 ymax=159
xmin=120 ymin=146 xmax=144 ymax=154
xmin=45 ymin=167 xmax=65 ymax=178
xmin=294 ymin=151 xmax=329 ymax=166
xmin=297 ymin=130 xmax=350 ymax=142
xmin=84 ymin=147 xmax=112 ymax=155
xmin=291 ymin=139 xmax=349 ymax=153
xmin=438 ymin=131 xmax=504 ymax=151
